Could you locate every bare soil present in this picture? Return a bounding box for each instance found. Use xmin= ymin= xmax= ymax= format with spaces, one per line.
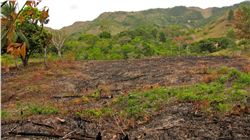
xmin=1 ymin=56 xmax=250 ymax=139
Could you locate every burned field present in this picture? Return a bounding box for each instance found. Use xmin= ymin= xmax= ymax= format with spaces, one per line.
xmin=1 ymin=56 xmax=250 ymax=139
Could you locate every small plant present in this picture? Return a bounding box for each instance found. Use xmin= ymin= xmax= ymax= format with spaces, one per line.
xmin=27 ymin=104 xmax=58 ymax=115
xmin=88 ymin=90 xmax=101 ymax=99
xmin=82 ymin=96 xmax=90 ymax=103
xmin=177 ymin=91 xmax=201 ymax=101
xmin=76 ymin=107 xmax=113 ymax=118
xmin=217 ymin=103 xmax=232 ymax=113
xmin=84 ymin=109 xmax=103 ymax=118
xmin=217 ymin=66 xmax=229 ymax=74
xmin=1 ymin=110 xmax=9 ymax=119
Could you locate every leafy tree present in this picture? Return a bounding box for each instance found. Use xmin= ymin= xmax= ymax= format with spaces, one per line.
xmin=78 ymin=34 xmax=98 ymax=45
xmin=151 ymin=28 xmax=158 ymax=39
xmin=19 ymin=22 xmax=52 ymax=66
xmin=226 ymin=28 xmax=236 ymax=39
xmin=192 ymin=38 xmax=235 ymax=53
xmin=159 ymin=32 xmax=166 ymax=42
xmin=228 ymin=9 xmax=234 ymax=21
xmin=141 ymin=42 xmax=154 ymax=56
xmin=99 ymin=31 xmax=111 ymax=38
xmin=1 ymin=0 xmax=49 ymax=66
xmin=233 ymin=5 xmax=250 ymax=40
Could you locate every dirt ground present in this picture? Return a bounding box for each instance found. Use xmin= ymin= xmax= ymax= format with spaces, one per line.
xmin=1 ymin=56 xmax=250 ymax=139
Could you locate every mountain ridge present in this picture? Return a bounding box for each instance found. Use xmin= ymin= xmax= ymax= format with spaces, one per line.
xmin=48 ymin=1 xmax=249 ymax=37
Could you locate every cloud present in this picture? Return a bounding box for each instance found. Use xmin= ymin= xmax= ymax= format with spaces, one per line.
xmin=70 ymin=5 xmax=78 ymax=10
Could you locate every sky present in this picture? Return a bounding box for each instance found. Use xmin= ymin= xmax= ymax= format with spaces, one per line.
xmin=17 ymin=0 xmax=248 ymax=29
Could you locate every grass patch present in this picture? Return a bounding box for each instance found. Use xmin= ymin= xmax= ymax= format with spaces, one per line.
xmin=27 ymin=103 xmax=59 ymax=115
xmin=217 ymin=103 xmax=232 ymax=113
xmin=2 ymin=102 xmax=59 ymax=121
xmin=76 ymin=107 xmax=112 ymax=118
xmin=88 ymin=90 xmax=101 ymax=99
xmin=1 ymin=110 xmax=9 ymax=119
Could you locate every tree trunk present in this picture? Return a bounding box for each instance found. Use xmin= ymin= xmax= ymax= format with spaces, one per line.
xmin=14 ymin=57 xmax=18 ymax=69
xmin=21 ymin=55 xmax=29 ymax=67
xmin=57 ymin=49 xmax=62 ymax=58
xmin=44 ymin=47 xmax=48 ymax=68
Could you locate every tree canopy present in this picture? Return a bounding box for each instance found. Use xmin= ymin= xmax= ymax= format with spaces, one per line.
xmin=234 ymin=5 xmax=250 ymax=40
xmin=1 ymin=0 xmax=50 ymax=66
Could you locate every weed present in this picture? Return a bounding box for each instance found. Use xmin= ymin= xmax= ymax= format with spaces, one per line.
xmin=1 ymin=110 xmax=9 ymax=119
xmin=27 ymin=104 xmax=58 ymax=115
xmin=217 ymin=66 xmax=229 ymax=74
xmin=177 ymin=91 xmax=202 ymax=101
xmin=76 ymin=107 xmax=113 ymax=118
xmin=217 ymin=103 xmax=232 ymax=113
xmin=82 ymin=96 xmax=90 ymax=103
xmin=88 ymin=90 xmax=101 ymax=99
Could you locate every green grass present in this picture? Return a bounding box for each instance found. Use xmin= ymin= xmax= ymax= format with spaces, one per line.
xmin=88 ymin=90 xmax=101 ymax=99
xmin=27 ymin=103 xmax=59 ymax=115
xmin=1 ymin=110 xmax=9 ymax=119
xmin=76 ymin=68 xmax=250 ymax=120
xmin=2 ymin=103 xmax=59 ymax=120
xmin=76 ymin=107 xmax=113 ymax=118
xmin=0 ymin=54 xmax=60 ymax=67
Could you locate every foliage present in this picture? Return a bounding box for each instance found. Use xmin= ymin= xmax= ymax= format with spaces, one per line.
xmin=233 ymin=5 xmax=250 ymax=39
xmin=1 ymin=110 xmax=9 ymax=119
xmin=27 ymin=103 xmax=58 ymax=115
xmin=159 ymin=32 xmax=166 ymax=42
xmin=226 ymin=28 xmax=236 ymax=39
xmin=1 ymin=0 xmax=50 ymax=66
xmin=228 ymin=9 xmax=234 ymax=21
xmin=64 ymin=27 xmax=183 ymax=60
xmin=19 ymin=22 xmax=52 ymax=65
xmin=99 ymin=31 xmax=111 ymax=38
xmin=191 ymin=37 xmax=236 ymax=53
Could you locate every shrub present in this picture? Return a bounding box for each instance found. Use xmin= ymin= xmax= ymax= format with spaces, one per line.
xmin=99 ymin=31 xmax=111 ymax=39
xmin=192 ymin=37 xmax=236 ymax=53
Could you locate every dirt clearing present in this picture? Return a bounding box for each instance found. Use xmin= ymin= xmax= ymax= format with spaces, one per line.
xmin=1 ymin=56 xmax=250 ymax=139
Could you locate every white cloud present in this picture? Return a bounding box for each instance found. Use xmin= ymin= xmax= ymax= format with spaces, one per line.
xmin=17 ymin=0 xmax=246 ymax=29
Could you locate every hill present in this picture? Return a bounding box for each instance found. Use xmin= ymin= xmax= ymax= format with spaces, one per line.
xmin=57 ymin=1 xmax=250 ymax=37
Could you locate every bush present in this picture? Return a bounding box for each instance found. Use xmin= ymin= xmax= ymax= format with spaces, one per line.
xmin=192 ymin=37 xmax=236 ymax=53
xmin=99 ymin=31 xmax=111 ymax=38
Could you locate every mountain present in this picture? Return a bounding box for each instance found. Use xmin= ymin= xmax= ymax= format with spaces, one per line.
xmin=57 ymin=1 xmax=250 ymax=37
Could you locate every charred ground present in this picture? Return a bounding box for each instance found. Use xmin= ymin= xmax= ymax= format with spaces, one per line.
xmin=1 ymin=56 xmax=250 ymax=139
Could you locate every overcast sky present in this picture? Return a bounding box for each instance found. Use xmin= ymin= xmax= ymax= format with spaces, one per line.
xmin=18 ymin=0 xmax=247 ymax=29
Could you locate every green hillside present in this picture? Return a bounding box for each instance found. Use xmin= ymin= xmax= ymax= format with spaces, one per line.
xmin=50 ymin=1 xmax=249 ymax=61
xmin=59 ymin=1 xmax=249 ymax=36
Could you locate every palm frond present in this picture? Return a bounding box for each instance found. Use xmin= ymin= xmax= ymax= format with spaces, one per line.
xmin=16 ymin=31 xmax=30 ymax=49
xmin=1 ymin=27 xmax=8 ymax=40
xmin=1 ymin=1 xmax=7 ymax=8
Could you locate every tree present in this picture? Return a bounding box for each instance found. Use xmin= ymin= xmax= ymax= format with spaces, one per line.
xmin=151 ymin=28 xmax=158 ymax=39
xmin=99 ymin=31 xmax=111 ymax=38
xmin=228 ymin=9 xmax=234 ymax=21
xmin=51 ymin=30 xmax=68 ymax=58
xmin=1 ymin=0 xmax=49 ymax=66
xmin=19 ymin=22 xmax=52 ymax=67
xmin=15 ymin=21 xmax=51 ymax=66
xmin=159 ymin=32 xmax=166 ymax=42
xmin=226 ymin=28 xmax=236 ymax=39
xmin=233 ymin=5 xmax=250 ymax=40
